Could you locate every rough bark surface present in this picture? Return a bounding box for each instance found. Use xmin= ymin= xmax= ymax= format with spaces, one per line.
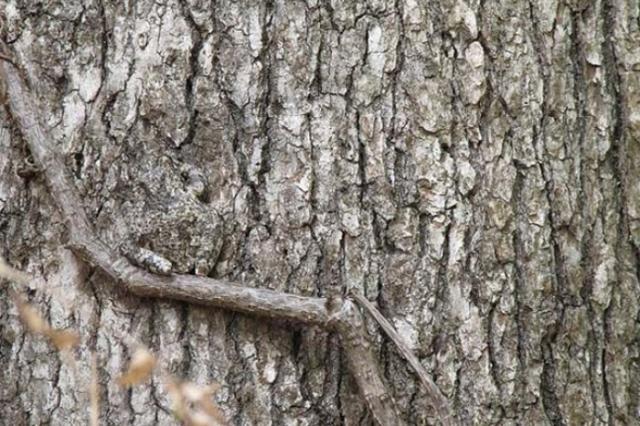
xmin=1 ymin=0 xmax=639 ymax=424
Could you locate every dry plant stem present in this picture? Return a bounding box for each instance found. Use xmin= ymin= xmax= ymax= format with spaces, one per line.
xmin=333 ymin=299 xmax=405 ymax=426
xmin=351 ymin=292 xmax=454 ymax=426
xmin=0 ymin=48 xmax=414 ymax=425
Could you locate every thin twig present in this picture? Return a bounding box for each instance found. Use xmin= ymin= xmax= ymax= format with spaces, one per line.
xmin=0 ymin=41 xmax=411 ymax=425
xmin=350 ymin=292 xmax=455 ymax=425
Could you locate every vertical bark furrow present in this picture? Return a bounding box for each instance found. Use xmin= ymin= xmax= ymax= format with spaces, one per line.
xmin=599 ymin=0 xmax=638 ymax=422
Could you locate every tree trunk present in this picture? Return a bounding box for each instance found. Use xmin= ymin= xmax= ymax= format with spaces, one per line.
xmin=1 ymin=0 xmax=639 ymax=424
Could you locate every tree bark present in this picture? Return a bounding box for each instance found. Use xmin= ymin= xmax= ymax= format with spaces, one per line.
xmin=1 ymin=0 xmax=639 ymax=425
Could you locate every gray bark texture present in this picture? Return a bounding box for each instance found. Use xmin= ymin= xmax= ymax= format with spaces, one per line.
xmin=1 ymin=0 xmax=639 ymax=424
